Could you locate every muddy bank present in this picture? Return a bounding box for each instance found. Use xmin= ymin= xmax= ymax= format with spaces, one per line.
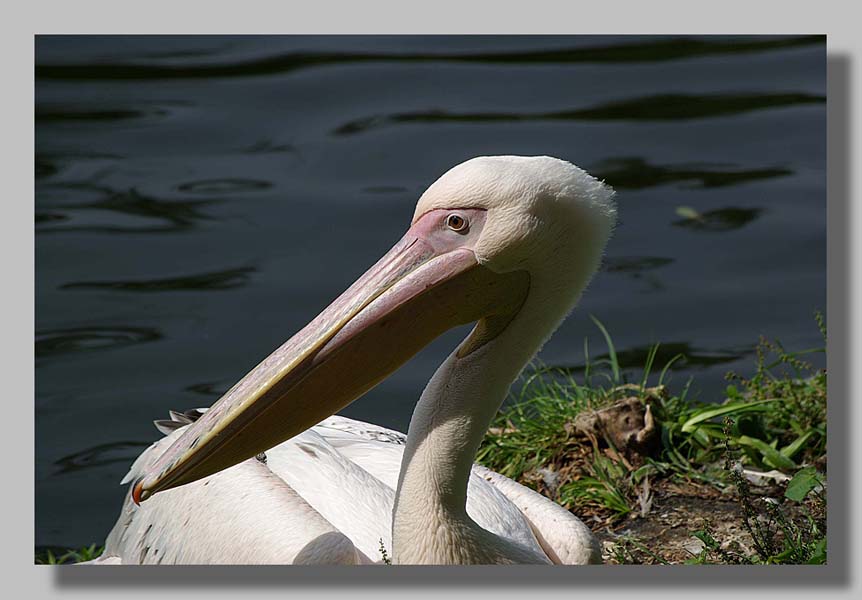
xmin=593 ymin=478 xmax=825 ymax=564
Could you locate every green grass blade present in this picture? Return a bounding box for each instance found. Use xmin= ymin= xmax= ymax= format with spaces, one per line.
xmin=657 ymin=353 xmax=685 ymax=387
xmin=590 ymin=315 xmax=620 ymax=384
xmin=780 ymin=430 xmax=816 ymax=460
xmin=736 ymin=435 xmax=797 ymax=471
xmin=640 ymin=343 xmax=660 ymax=392
xmin=681 ymin=399 xmax=778 ymax=433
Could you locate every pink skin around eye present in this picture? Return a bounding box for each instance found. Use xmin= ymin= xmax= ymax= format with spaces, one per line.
xmin=410 ymin=208 xmax=487 ymax=254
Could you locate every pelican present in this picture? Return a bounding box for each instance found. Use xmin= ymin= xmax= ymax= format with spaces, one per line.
xmin=88 ymin=155 xmax=616 ymax=565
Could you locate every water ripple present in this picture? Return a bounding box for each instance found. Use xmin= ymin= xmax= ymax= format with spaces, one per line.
xmin=35 ymin=36 xmax=821 ymax=80
xmin=603 ymin=256 xmax=675 ymax=293
xmin=604 ymin=256 xmax=674 ymax=273
xmin=185 ymin=381 xmax=230 ymax=397
xmin=35 ymin=105 xmax=168 ymax=123
xmin=53 ymin=441 xmax=150 ymax=475
xmin=593 ymin=157 xmax=793 ymax=190
xmin=35 ymin=326 xmax=162 ymax=358
xmin=333 ymin=93 xmax=825 ymax=136
xmin=60 ymin=266 xmax=256 ymax=292
xmin=36 ymin=184 xmax=216 ymax=234
xmin=674 ymin=207 xmax=764 ymax=232
xmin=549 ymin=342 xmax=752 ymax=374
xmin=177 ymin=178 xmax=272 ymax=194
xmin=35 ymin=212 xmax=69 ymax=224
xmin=35 ymin=156 xmax=60 ymax=179
xmin=242 ymin=139 xmax=298 ymax=155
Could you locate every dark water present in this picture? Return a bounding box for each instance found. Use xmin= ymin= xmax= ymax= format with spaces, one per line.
xmin=35 ymin=35 xmax=826 ymax=547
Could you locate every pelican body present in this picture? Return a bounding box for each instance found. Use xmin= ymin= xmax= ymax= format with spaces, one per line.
xmin=90 ymin=156 xmax=616 ymax=565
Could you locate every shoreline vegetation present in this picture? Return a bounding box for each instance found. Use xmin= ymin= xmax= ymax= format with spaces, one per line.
xmin=478 ymin=313 xmax=827 ymax=565
xmin=35 ymin=314 xmax=827 ymax=565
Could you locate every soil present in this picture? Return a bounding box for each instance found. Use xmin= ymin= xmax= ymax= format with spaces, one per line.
xmin=590 ymin=477 xmax=822 ymax=564
xmin=525 ymin=387 xmax=826 ymax=565
xmin=595 ymin=483 xmax=752 ymax=564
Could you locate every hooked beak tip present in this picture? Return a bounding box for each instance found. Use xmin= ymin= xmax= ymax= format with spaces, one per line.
xmin=132 ymin=479 xmax=144 ymax=506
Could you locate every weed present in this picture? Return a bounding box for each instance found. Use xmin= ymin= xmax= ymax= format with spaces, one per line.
xmin=35 ymin=544 xmax=103 ymax=565
xmin=477 ymin=315 xmax=827 ymax=564
xmin=609 ymin=535 xmax=671 ymax=565
xmin=684 ymin=417 xmax=827 ymax=565
xmin=378 ymin=538 xmax=392 ymax=565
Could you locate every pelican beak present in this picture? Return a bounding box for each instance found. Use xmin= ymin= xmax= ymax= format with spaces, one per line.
xmin=133 ymin=208 xmax=529 ymax=503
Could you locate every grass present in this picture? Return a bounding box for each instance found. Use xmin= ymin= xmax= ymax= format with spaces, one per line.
xmin=477 ymin=312 xmax=827 ymax=565
xmin=35 ymin=544 xmax=104 ymax=565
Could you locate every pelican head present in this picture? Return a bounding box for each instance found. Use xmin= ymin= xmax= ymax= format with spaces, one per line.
xmin=415 ymin=155 xmax=615 ymax=275
xmin=133 ymin=155 xmax=615 ymax=503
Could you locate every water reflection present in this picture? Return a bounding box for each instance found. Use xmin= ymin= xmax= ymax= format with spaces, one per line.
xmin=53 ymin=441 xmax=150 ymax=475
xmin=185 ymin=381 xmax=230 ymax=397
xmin=60 ymin=266 xmax=256 ymax=292
xmin=35 ymin=212 xmax=68 ymax=224
xmin=673 ymin=207 xmax=764 ymax=232
xmin=36 ymin=35 xmax=821 ymax=81
xmin=604 ymin=256 xmax=674 ymax=273
xmin=35 ymin=153 xmax=124 ymax=182
xmin=594 ymin=157 xmax=792 ymax=190
xmin=333 ymin=92 xmax=825 ymax=135
xmin=35 ymin=105 xmax=168 ymax=123
xmin=548 ymin=341 xmax=751 ymax=375
xmin=242 ymin=139 xmax=298 ymax=154
xmin=35 ymin=156 xmax=59 ymax=179
xmin=603 ymin=256 xmax=674 ymax=293
xmin=36 ymin=184 xmax=216 ymax=234
xmin=35 ymin=326 xmax=162 ymax=358
xmin=177 ymin=178 xmax=272 ymax=194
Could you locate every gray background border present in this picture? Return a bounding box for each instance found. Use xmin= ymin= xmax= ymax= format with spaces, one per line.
xmin=4 ymin=1 xmax=859 ymax=598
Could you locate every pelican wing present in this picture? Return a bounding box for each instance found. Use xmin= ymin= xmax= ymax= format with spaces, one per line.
xmin=95 ymin=413 xmax=594 ymax=565
xmin=98 ymin=426 xmax=367 ymax=565
xmin=261 ymin=428 xmax=395 ymax=561
xmin=471 ymin=464 xmax=602 ymax=565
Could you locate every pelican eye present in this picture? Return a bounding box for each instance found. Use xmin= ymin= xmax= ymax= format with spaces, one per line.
xmin=445 ymin=213 xmax=468 ymax=232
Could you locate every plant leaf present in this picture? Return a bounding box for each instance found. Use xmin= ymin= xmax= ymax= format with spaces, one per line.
xmin=780 ymin=430 xmax=815 ymax=460
xmin=681 ymin=399 xmax=777 ymax=433
xmin=737 ymin=435 xmax=797 ymax=471
xmin=807 ymin=538 xmax=827 ymax=564
xmin=785 ymin=466 xmax=821 ymax=502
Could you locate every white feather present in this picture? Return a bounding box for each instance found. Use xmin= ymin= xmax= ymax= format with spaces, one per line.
xmin=96 ymin=415 xmax=601 ymax=564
